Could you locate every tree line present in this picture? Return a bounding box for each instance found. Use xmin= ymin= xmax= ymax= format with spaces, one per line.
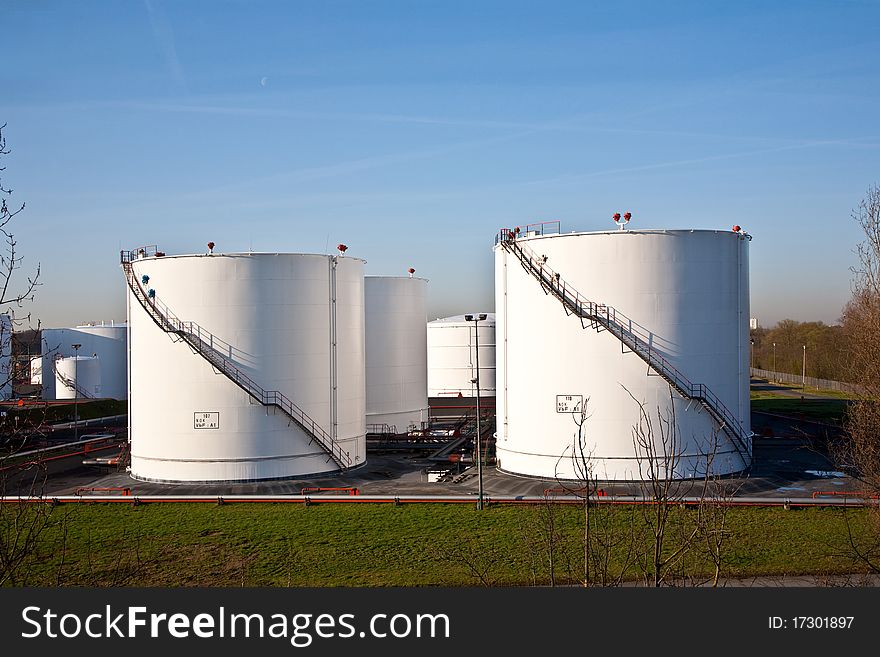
xmin=750 ymin=320 xmax=848 ymax=381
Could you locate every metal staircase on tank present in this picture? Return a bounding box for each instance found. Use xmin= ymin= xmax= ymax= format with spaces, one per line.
xmin=120 ymin=247 xmax=352 ymax=470
xmin=496 ymin=225 xmax=751 ymax=465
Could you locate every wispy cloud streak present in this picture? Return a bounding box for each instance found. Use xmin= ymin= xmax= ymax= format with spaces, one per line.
xmin=143 ymin=0 xmax=186 ymax=89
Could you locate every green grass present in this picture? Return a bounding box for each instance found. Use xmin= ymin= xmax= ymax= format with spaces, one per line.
xmin=3 ymin=503 xmax=877 ymax=587
xmin=750 ymin=383 xmax=857 ymax=401
xmin=1 ymin=399 xmax=127 ymax=430
xmin=750 ymin=397 xmax=850 ymax=425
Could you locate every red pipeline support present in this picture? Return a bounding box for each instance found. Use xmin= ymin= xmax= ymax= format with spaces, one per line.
xmin=1 ymin=494 xmax=878 ymax=507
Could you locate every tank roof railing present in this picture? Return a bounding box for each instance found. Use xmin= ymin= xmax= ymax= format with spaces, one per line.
xmin=120 ymin=246 xmax=159 ymax=263
xmin=494 ymin=221 xmax=561 ymax=245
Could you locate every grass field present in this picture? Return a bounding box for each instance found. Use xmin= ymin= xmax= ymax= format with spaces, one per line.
xmin=1 ymin=399 xmax=127 ymax=427
xmin=750 ymin=397 xmax=850 ymax=425
xmin=3 ymin=502 xmax=877 ymax=587
xmin=751 ymin=382 xmax=857 ymax=401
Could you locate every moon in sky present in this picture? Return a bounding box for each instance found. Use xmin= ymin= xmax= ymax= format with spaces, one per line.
xmin=260 ymin=76 xmax=268 ymax=87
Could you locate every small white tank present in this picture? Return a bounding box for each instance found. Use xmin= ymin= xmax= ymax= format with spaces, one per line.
xmin=39 ymin=321 xmax=127 ymax=400
xmin=54 ymin=355 xmax=102 ymax=400
xmin=427 ymin=314 xmax=496 ymax=397
xmin=365 ymin=276 xmax=429 ymax=433
xmin=30 ymin=355 xmax=42 ymax=385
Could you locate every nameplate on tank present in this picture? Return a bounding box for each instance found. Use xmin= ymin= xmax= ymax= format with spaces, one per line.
xmin=556 ymin=395 xmax=582 ymax=413
xmin=194 ymin=412 xmax=220 ymax=429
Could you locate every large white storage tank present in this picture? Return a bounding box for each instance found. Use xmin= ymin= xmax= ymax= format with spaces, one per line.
xmin=1 ymin=314 xmax=11 ymax=400
xmin=126 ymin=249 xmax=366 ymax=482
xmin=54 ymin=355 xmax=102 ymax=399
xmin=495 ymin=227 xmax=751 ymax=480
xmin=364 ymin=275 xmax=429 ymax=432
xmin=427 ymin=314 xmax=496 ymax=398
xmin=39 ymin=322 xmax=127 ymax=400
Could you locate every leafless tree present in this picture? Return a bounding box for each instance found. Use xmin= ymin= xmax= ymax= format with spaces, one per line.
xmin=515 ymin=513 xmax=542 ymax=586
xmin=836 ymin=184 xmax=880 ymax=571
xmin=1 ymin=123 xmax=41 ymax=387
xmin=693 ymin=434 xmax=741 ymax=587
xmin=532 ymin=491 xmax=564 ymax=586
xmin=0 ymin=399 xmax=60 ymax=586
xmin=627 ymin=386 xmax=703 ymax=587
xmin=0 ymin=123 xmax=39 ymax=302
xmin=555 ymin=397 xmax=638 ymax=587
xmin=0 ymin=122 xmax=57 ymax=587
xmin=439 ymin=537 xmax=502 ymax=586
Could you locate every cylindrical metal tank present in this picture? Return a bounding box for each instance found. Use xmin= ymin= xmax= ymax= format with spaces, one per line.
xmin=495 ymin=228 xmax=750 ymax=480
xmin=54 ymin=355 xmax=102 ymax=400
xmin=427 ymin=314 xmax=496 ymax=398
xmin=30 ymin=355 xmax=42 ymax=385
xmin=0 ymin=314 xmax=11 ymax=400
xmin=364 ymin=276 xmax=429 ymax=433
xmin=127 ymin=251 xmax=366 ymax=483
xmin=39 ymin=322 xmax=128 ymax=400
xmin=71 ymin=323 xmax=127 ymax=399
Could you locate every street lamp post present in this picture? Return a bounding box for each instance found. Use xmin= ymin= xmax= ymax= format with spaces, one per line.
xmin=802 ymin=344 xmax=807 ymax=390
xmin=72 ymin=343 xmax=81 ymax=441
xmin=773 ymin=342 xmax=777 ymax=381
xmin=750 ymin=340 xmax=754 ymax=370
xmin=465 ymin=313 xmax=487 ymax=510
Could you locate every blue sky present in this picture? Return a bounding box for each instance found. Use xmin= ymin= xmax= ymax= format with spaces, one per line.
xmin=3 ymin=0 xmax=879 ymax=328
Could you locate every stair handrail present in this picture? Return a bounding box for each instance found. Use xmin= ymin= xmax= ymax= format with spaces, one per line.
xmin=120 ymin=249 xmax=351 ymax=469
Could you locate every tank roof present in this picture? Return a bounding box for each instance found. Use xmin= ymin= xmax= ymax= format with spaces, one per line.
xmin=509 ymin=227 xmax=750 ymax=242
xmin=364 ymin=274 xmax=428 ymax=283
xmin=136 ymin=251 xmax=368 ymax=264
xmin=76 ymin=321 xmax=127 ymax=328
xmin=429 ymin=313 xmax=496 ymax=325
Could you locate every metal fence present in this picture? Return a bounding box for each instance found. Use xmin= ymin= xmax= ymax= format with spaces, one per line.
xmin=750 ymin=368 xmax=863 ymax=395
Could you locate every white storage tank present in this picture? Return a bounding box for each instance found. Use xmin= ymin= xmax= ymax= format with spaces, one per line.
xmin=54 ymin=355 xmax=102 ymax=400
xmin=495 ymin=227 xmax=751 ymax=480
xmin=364 ymin=275 xmax=429 ymax=433
xmin=427 ymin=314 xmax=496 ymax=398
xmin=39 ymin=321 xmax=127 ymax=400
xmin=30 ymin=355 xmax=42 ymax=385
xmin=125 ymin=248 xmax=366 ymax=483
xmin=0 ymin=314 xmax=11 ymax=400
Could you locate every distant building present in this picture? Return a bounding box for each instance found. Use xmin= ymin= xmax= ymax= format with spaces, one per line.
xmin=750 ymin=317 xmax=758 ymax=330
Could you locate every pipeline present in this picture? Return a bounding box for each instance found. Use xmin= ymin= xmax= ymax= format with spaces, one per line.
xmin=0 ymin=493 xmax=876 ymax=507
xmin=0 ymin=437 xmax=123 ymax=475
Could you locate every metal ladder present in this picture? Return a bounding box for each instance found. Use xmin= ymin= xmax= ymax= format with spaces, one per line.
xmin=497 ymin=229 xmax=751 ymax=463
xmin=120 ymin=248 xmax=352 ymax=470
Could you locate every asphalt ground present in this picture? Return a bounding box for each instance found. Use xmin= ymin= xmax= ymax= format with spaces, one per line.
xmin=34 ymin=430 xmax=847 ymax=500
xmin=11 ymin=385 xmax=855 ymax=499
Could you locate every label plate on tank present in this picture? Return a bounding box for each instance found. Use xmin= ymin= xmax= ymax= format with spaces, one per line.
xmin=194 ymin=412 xmax=220 ymax=429
xmin=556 ymin=395 xmax=582 ymax=413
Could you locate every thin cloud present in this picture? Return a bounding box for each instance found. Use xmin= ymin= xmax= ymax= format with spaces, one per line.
xmin=522 ymin=138 xmax=880 ymax=187
xmin=96 ymin=99 xmax=551 ymax=130
xmin=143 ymin=0 xmax=186 ymax=89
xmin=91 ymin=99 xmax=838 ymax=147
